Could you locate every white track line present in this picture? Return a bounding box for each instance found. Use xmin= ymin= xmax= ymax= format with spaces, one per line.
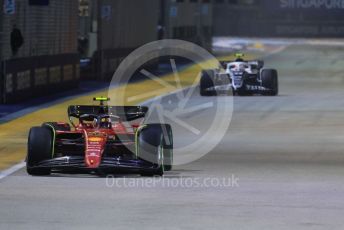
xmin=0 ymin=162 xmax=26 ymax=180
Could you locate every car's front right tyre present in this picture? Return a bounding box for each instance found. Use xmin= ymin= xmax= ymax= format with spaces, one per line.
xmin=26 ymin=127 xmax=53 ymax=176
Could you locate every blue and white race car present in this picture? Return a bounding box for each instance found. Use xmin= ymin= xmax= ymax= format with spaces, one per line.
xmin=200 ymin=54 xmax=278 ymax=96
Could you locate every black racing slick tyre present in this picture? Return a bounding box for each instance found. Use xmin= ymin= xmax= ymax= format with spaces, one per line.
xmin=200 ymin=70 xmax=216 ymax=96
xmin=26 ymin=127 xmax=53 ymax=176
xmin=138 ymin=124 xmax=173 ymax=176
xmin=161 ymin=124 xmax=173 ymax=171
xmin=261 ymin=69 xmax=278 ymax=96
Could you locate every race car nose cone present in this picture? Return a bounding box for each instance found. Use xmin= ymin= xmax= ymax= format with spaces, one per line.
xmin=85 ymin=153 xmax=101 ymax=168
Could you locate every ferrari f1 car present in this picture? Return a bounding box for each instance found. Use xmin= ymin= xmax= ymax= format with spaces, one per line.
xmin=200 ymin=53 xmax=278 ymax=96
xmin=26 ymin=97 xmax=173 ymax=176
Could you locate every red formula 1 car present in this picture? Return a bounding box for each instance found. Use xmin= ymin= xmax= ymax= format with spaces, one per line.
xmin=26 ymin=97 xmax=173 ymax=176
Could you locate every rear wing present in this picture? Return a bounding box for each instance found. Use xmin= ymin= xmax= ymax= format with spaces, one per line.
xmin=220 ymin=60 xmax=264 ymax=69
xmin=68 ymin=106 xmax=149 ymax=121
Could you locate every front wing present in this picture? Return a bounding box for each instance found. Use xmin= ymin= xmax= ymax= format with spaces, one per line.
xmin=205 ymin=83 xmax=273 ymax=94
xmin=30 ymin=156 xmax=159 ymax=172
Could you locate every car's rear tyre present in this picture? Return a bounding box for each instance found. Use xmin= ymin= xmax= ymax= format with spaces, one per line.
xmin=200 ymin=69 xmax=217 ymax=96
xmin=26 ymin=127 xmax=53 ymax=176
xmin=138 ymin=124 xmax=173 ymax=176
xmin=261 ymin=69 xmax=278 ymax=96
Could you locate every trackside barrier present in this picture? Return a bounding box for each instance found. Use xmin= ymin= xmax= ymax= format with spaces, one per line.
xmin=0 ymin=53 xmax=79 ymax=104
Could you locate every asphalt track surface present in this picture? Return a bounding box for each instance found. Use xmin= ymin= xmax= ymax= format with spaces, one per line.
xmin=2 ymin=44 xmax=344 ymax=229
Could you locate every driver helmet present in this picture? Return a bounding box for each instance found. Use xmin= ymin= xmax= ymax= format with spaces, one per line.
xmin=234 ymin=53 xmax=245 ymax=62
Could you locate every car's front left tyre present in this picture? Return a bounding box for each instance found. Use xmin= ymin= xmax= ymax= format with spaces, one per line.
xmin=261 ymin=69 xmax=279 ymax=96
xmin=26 ymin=127 xmax=53 ymax=176
xmin=137 ymin=124 xmax=173 ymax=176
